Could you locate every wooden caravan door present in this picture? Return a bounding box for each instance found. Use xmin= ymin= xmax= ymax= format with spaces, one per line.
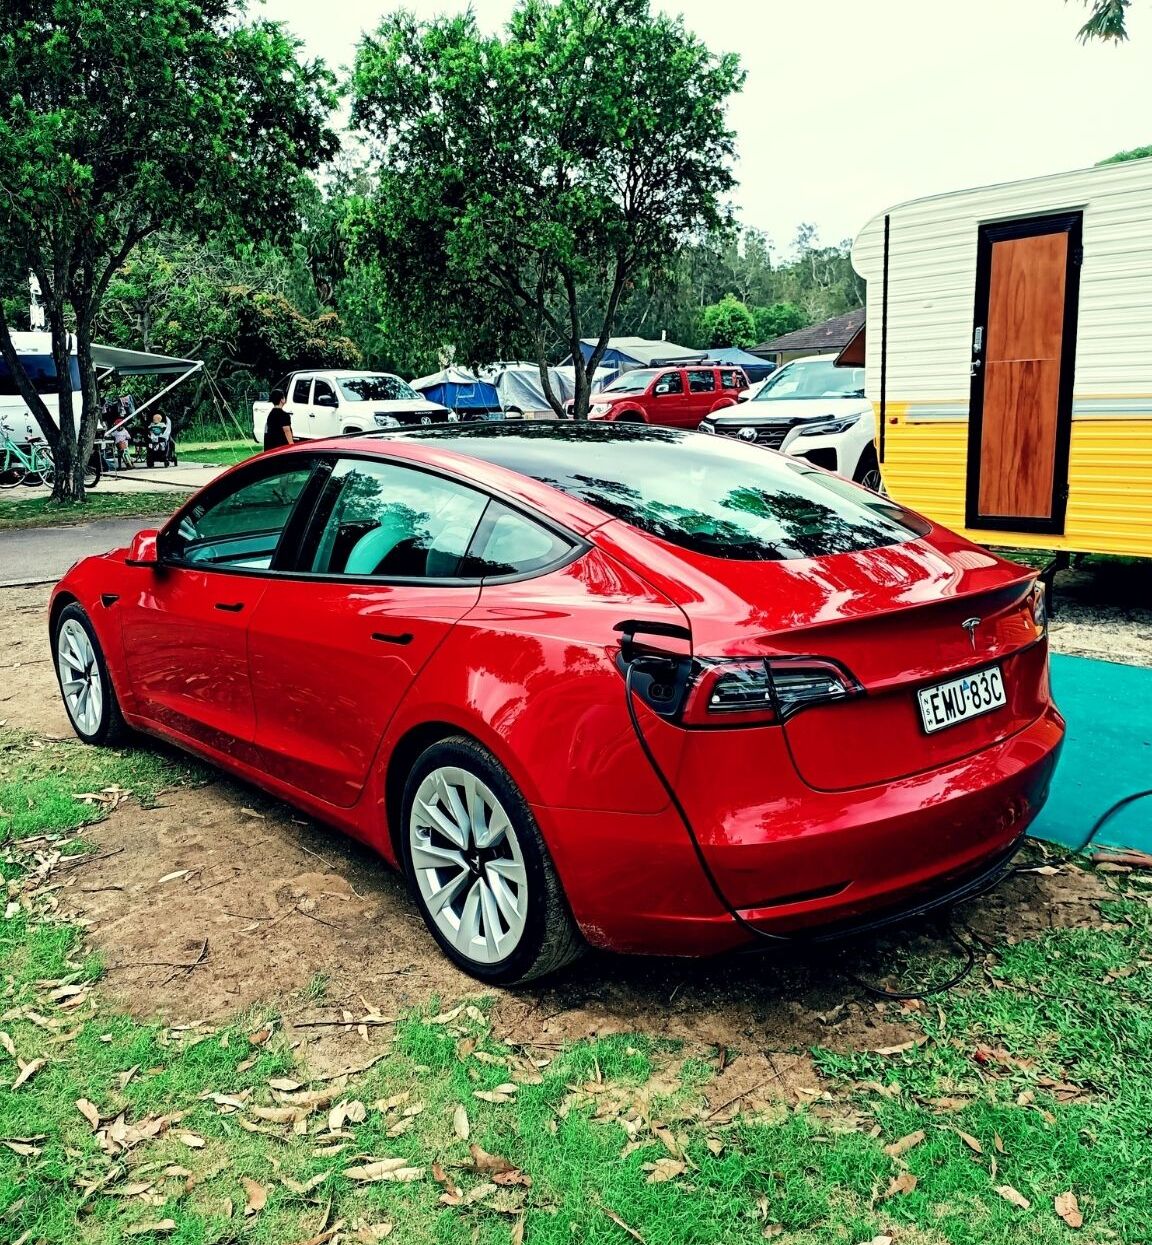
xmin=966 ymin=213 xmax=1082 ymax=535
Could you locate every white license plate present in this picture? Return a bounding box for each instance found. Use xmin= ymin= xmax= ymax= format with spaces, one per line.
xmin=917 ymin=666 xmax=1007 ymax=734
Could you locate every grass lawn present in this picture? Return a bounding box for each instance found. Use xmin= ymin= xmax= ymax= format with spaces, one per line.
xmin=0 ymin=492 xmax=179 ymax=531
xmin=1 ymin=726 xmax=1150 ymax=1244
xmin=178 ymin=441 xmax=259 ymax=467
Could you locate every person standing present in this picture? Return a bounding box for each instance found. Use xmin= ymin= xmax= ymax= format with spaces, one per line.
xmin=263 ymin=389 xmax=294 ymax=451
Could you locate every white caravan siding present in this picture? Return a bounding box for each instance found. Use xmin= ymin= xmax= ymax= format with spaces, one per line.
xmin=852 ymin=157 xmax=1152 ymax=557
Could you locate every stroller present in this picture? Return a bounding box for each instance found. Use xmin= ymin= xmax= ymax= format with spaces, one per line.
xmin=144 ymin=416 xmax=178 ymax=467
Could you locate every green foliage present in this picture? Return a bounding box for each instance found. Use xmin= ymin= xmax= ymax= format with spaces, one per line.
xmin=351 ymin=0 xmax=745 ymax=416
xmin=697 ymin=294 xmax=757 ymax=349
xmin=1077 ymin=0 xmax=1131 ymax=41
xmin=751 ymin=301 xmax=808 ymax=345
xmin=1098 ymin=143 xmax=1152 ymax=163
xmin=0 ymin=0 xmax=337 ymax=498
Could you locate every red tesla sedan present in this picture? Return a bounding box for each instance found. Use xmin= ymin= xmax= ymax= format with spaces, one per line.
xmin=50 ymin=425 xmax=1063 ymax=983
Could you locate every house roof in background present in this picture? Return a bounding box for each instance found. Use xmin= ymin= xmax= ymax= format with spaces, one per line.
xmin=751 ymin=307 xmax=866 ymax=356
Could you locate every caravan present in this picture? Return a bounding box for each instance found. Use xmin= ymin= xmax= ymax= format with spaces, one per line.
xmin=852 ymin=156 xmax=1152 ymax=559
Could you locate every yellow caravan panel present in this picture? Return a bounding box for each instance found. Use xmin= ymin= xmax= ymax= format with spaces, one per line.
xmin=853 ymin=157 xmax=1152 ymax=558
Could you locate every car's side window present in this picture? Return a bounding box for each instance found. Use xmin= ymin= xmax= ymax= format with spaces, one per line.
xmin=464 ymin=502 xmax=574 ymax=578
xmin=307 ymin=459 xmax=488 ymax=579
xmin=313 ymin=378 xmax=338 ymax=407
xmin=687 ymin=369 xmax=716 ymax=393
xmin=165 ymin=465 xmax=316 ymax=571
xmin=292 ymin=376 xmax=313 ymax=405
xmin=721 ymin=370 xmax=743 ymax=390
xmin=653 ymin=371 xmax=683 ymax=396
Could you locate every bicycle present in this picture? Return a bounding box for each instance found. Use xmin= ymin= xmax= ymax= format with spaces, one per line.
xmin=0 ymin=432 xmax=102 ymax=489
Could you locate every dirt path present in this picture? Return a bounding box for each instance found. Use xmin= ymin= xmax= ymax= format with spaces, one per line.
xmin=4 ymin=583 xmax=1121 ymax=1082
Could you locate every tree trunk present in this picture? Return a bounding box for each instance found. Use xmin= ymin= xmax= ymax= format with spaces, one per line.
xmin=47 ymin=303 xmax=78 ymax=502
xmin=72 ymin=316 xmax=101 ymax=502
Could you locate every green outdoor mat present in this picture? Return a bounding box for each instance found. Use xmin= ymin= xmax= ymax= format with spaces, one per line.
xmin=1029 ymin=653 xmax=1152 ymax=853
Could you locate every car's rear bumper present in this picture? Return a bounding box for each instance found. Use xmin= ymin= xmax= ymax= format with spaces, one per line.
xmin=537 ymin=703 xmax=1064 ymax=957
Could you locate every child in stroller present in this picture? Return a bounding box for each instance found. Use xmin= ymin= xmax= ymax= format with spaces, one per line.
xmin=145 ymin=412 xmax=178 ymax=467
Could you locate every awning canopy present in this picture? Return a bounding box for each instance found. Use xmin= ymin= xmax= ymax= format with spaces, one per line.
xmin=91 ymin=343 xmax=202 ymax=376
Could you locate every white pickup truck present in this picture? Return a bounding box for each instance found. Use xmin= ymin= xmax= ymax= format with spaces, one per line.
xmin=252 ymin=370 xmax=454 ymax=443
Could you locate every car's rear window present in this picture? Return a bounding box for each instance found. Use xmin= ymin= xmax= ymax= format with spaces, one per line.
xmin=397 ymin=425 xmax=928 ymax=561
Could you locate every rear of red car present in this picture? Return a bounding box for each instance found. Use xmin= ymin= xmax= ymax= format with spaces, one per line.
xmin=565 ymin=437 xmax=1064 ymax=940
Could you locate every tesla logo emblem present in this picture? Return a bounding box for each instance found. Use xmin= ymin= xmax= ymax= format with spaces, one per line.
xmin=738 ymin=427 xmax=757 ymax=442
xmin=961 ymin=617 xmax=981 ymax=650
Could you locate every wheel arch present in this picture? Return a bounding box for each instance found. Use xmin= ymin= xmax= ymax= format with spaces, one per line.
xmin=613 ymin=406 xmax=646 ymax=423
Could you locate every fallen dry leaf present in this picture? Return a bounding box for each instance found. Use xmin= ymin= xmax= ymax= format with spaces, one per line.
xmin=468 ymin=1143 xmax=514 ymax=1175
xmin=386 ymin=1118 xmax=414 ymax=1139
xmin=242 ymin=1177 xmax=268 ymax=1216
xmin=872 ymin=1038 xmax=924 ymax=1056
xmin=175 ymin=1132 xmax=205 ymax=1149
xmin=994 ymin=1133 xmax=1006 ymax=1154
xmin=643 ymin=1158 xmax=686 ymax=1183
xmin=1055 ymin=1190 xmax=1083 ymax=1229
xmin=511 ymin=1218 xmax=525 ymax=1245
xmin=955 ymin=1129 xmax=984 ymax=1155
xmin=859 ymin=1237 xmax=893 ymax=1245
xmin=884 ymin=1130 xmax=925 ymax=1159
xmin=11 ymin=1058 xmax=46 ymax=1090
xmin=453 ymin=1104 xmax=470 ymax=1141
xmin=884 ymin=1171 xmax=918 ymax=1198
xmin=433 ymin=1161 xmax=462 ymax=1201
xmin=124 ymin=1222 xmax=177 ymax=1236
xmin=249 ymin=1026 xmax=272 ymax=1046
xmin=354 ymin=1226 xmax=394 ymax=1243
xmin=345 ymin=1159 xmax=424 ymax=1183
xmin=493 ymin=1168 xmax=532 ymax=1188
xmin=473 ymin=1090 xmax=514 ymax=1104
xmin=1 ymin=1139 xmax=42 ymax=1157
xmin=0 ymin=1031 xmax=16 ymax=1059
xmin=996 ymin=1185 xmax=1031 ymax=1210
xmin=76 ymin=1099 xmax=101 ymax=1130
xmin=281 ymin=1171 xmax=331 ymax=1195
xmin=706 ymin=1138 xmax=725 ymax=1157
xmin=268 ymin=1078 xmax=302 ymax=1092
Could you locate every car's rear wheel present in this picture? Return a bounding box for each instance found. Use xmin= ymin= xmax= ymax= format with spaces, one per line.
xmin=401 ymin=737 xmax=584 ymax=984
xmin=53 ymin=604 xmax=128 ymax=746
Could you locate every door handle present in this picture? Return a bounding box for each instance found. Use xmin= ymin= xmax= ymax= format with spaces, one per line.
xmin=372 ymin=631 xmax=414 ymax=645
xmin=214 ymin=601 xmax=245 ymax=613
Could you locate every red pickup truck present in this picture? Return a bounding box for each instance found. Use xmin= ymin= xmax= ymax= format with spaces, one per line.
xmin=580 ymin=364 xmax=748 ymax=428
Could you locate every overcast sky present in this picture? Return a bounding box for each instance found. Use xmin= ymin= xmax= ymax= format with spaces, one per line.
xmin=260 ymin=0 xmax=1152 ymax=257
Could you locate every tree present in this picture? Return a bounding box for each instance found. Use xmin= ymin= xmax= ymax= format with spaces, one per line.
xmin=1098 ymin=144 xmax=1152 ymax=163
xmin=0 ymin=0 xmax=337 ymax=502
xmin=751 ymin=302 xmax=808 ymax=345
xmin=698 ymin=295 xmax=757 ymax=349
xmin=1076 ymin=0 xmax=1132 ymax=41
xmin=351 ymin=0 xmax=745 ymax=419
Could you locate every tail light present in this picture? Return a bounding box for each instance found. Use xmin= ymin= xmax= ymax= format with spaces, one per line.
xmin=621 ymin=651 xmax=861 ymax=727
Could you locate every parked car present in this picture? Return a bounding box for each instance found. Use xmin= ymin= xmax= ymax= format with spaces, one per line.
xmin=51 ymin=424 xmax=1062 ymax=984
xmin=576 ymin=364 xmax=748 ymax=427
xmin=700 ymin=354 xmax=880 ymax=490
xmin=253 ymin=370 xmax=453 ymax=443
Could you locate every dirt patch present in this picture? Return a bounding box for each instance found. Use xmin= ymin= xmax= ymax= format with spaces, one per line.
xmin=0 ymin=583 xmax=70 ymax=736
xmin=1047 ymin=558 xmax=1152 ymax=669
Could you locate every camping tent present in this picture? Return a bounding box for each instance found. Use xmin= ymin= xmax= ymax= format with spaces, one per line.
xmin=572 ymin=336 xmax=702 ymax=382
xmin=702 ymin=347 xmax=777 ymax=383
xmin=410 ymin=367 xmax=502 ymax=419
xmin=478 ymin=362 xmax=574 ymax=417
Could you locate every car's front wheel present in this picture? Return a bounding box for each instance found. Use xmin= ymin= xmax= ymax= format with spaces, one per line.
xmin=52 ymin=604 xmax=128 ymax=746
xmin=401 ymin=737 xmax=583 ymax=984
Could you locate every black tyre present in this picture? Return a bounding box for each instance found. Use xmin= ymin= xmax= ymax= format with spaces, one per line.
xmin=400 ymin=737 xmax=584 ymax=985
xmin=52 ymin=604 xmax=129 ymax=746
xmin=854 ymin=448 xmax=884 ymax=494
xmin=84 ymin=451 xmax=102 ymax=489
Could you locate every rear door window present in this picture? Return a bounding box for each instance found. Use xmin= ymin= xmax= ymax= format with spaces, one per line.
xmin=721 ymin=370 xmax=743 ymax=390
xmin=291 ymin=376 xmax=313 ymax=405
xmin=687 ymin=369 xmax=716 ymax=393
xmin=305 ymin=458 xmax=488 ymax=579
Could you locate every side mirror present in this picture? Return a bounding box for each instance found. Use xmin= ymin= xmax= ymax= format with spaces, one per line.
xmin=125 ymin=529 xmax=159 ymax=567
xmin=315 ymin=393 xmax=338 ymax=408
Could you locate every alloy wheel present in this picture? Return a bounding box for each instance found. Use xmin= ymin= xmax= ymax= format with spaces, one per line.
xmin=56 ymin=618 xmax=104 ymax=736
xmin=409 ymin=765 xmax=528 ymax=965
